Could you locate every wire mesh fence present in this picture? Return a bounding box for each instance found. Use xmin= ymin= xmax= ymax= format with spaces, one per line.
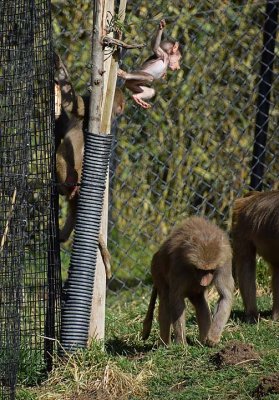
xmin=0 ymin=0 xmax=279 ymax=394
xmin=53 ymin=0 xmax=278 ymax=297
xmin=0 ymin=0 xmax=278 ymax=397
xmin=0 ymin=0 xmax=60 ymax=398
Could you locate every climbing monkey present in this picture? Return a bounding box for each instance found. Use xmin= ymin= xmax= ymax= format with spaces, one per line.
xmin=118 ymin=19 xmax=181 ymax=108
xmin=54 ymin=53 xmax=125 ymax=279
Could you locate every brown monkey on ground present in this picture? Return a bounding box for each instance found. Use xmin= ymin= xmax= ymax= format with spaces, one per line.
xmin=232 ymin=190 xmax=279 ymax=322
xmin=54 ymin=54 xmax=125 ymax=279
xmin=118 ymin=19 xmax=181 ymax=109
xmin=142 ymin=216 xmax=234 ymax=346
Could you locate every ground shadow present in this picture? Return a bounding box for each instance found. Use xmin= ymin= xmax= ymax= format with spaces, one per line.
xmin=105 ymin=337 xmax=154 ymax=357
xmin=230 ymin=309 xmax=272 ymax=322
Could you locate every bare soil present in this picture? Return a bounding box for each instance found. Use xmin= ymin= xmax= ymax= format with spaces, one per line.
xmin=253 ymin=373 xmax=279 ymax=399
xmin=211 ymin=340 xmax=260 ymax=368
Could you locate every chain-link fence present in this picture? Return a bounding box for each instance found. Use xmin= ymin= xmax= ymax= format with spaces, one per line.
xmin=0 ymin=0 xmax=278 ymax=397
xmin=0 ymin=0 xmax=60 ymax=398
xmin=53 ymin=0 xmax=278 ymax=296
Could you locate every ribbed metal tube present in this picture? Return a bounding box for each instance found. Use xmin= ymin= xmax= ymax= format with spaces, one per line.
xmin=60 ymin=132 xmax=112 ymax=351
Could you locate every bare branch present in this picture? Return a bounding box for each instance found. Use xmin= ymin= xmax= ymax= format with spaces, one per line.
xmin=102 ymin=35 xmax=145 ymax=49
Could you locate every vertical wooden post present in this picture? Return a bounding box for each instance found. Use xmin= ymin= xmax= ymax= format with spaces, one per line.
xmin=88 ymin=0 xmax=105 ymax=135
xmin=88 ymin=0 xmax=127 ymax=342
xmin=86 ymin=0 xmax=106 ymax=342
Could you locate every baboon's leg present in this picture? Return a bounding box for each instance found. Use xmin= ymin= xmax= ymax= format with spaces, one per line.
xmin=271 ymin=265 xmax=279 ymax=321
xmin=169 ymin=289 xmax=186 ymax=345
xmin=207 ymin=267 xmax=234 ymax=345
xmin=59 ymin=196 xmax=77 ymax=242
xmin=158 ymin=288 xmax=171 ymax=345
xmin=189 ymin=294 xmax=211 ymax=344
xmin=234 ymin=240 xmax=257 ymax=322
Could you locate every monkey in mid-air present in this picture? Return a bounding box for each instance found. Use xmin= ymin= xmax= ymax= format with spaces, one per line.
xmin=54 ymin=54 xmax=125 ymax=279
xmin=142 ymin=216 xmax=234 ymax=346
xmin=232 ymin=190 xmax=279 ymax=322
xmin=118 ymin=19 xmax=181 ymax=109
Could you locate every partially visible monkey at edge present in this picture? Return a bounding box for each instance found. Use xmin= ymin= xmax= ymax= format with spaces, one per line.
xmin=118 ymin=19 xmax=181 ymax=109
xmin=232 ymin=190 xmax=279 ymax=323
xmin=142 ymin=216 xmax=234 ymax=346
xmin=54 ymin=54 xmax=125 ymax=279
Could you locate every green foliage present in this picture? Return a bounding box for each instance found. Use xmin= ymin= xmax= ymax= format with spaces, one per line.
xmin=54 ymin=0 xmax=278 ymax=298
xmin=17 ymin=348 xmax=46 ymax=385
xmin=16 ymin=389 xmax=38 ymax=400
xmin=52 ymin=0 xmax=92 ymax=92
xmin=257 ymin=257 xmax=272 ymax=289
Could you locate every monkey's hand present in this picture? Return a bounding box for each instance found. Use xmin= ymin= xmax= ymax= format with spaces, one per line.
xmin=206 ymin=337 xmax=219 ymax=347
xmin=159 ymin=19 xmax=166 ymax=30
xmin=54 ymin=52 xmax=70 ymax=81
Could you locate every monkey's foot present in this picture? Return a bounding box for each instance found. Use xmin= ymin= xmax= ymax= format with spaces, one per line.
xmin=132 ymin=94 xmax=151 ymax=109
xmin=68 ymin=184 xmax=79 ymax=200
xmin=117 ymin=68 xmax=127 ymax=79
xmin=244 ymin=313 xmax=259 ymax=324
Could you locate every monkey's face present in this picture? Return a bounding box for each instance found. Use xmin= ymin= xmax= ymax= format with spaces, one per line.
xmin=169 ymin=53 xmax=181 ymax=71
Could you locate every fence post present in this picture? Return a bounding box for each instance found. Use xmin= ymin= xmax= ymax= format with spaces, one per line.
xmin=88 ymin=0 xmax=127 ymax=343
xmin=60 ymin=0 xmax=113 ymax=351
xmin=86 ymin=0 xmax=108 ymax=343
xmin=250 ymin=0 xmax=278 ymax=190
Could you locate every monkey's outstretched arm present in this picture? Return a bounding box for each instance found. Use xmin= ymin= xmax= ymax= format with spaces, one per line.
xmin=207 ymin=265 xmax=234 ymax=346
xmin=54 ymin=53 xmax=84 ymax=118
xmin=151 ymin=19 xmax=166 ymax=58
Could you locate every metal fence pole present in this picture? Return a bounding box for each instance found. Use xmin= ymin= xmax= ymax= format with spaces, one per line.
xmin=250 ymin=0 xmax=278 ymax=190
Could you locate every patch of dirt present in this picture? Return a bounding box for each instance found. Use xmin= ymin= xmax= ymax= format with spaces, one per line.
xmin=253 ymin=373 xmax=279 ymax=399
xmin=211 ymin=340 xmax=260 ymax=368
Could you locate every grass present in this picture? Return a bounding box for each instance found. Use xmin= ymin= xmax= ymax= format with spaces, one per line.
xmin=16 ymin=282 xmax=279 ymax=400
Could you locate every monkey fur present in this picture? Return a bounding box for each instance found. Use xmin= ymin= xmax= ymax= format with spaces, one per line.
xmin=54 ymin=54 xmax=125 ymax=279
xmin=117 ymin=19 xmax=181 ymax=109
xmin=232 ymin=190 xmax=279 ymax=322
xmin=142 ymin=216 xmax=234 ymax=346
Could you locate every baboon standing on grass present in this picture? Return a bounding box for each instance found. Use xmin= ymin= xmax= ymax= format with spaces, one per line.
xmin=232 ymin=190 xmax=279 ymax=322
xmin=142 ymin=216 xmax=234 ymax=346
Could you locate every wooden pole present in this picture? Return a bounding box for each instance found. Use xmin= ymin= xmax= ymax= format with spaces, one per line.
xmin=88 ymin=0 xmax=105 ymax=134
xmin=88 ymin=0 xmax=127 ymax=342
xmin=85 ymin=0 xmax=106 ymax=343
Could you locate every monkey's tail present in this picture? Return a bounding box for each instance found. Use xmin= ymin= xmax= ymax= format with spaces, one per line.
xmin=142 ymin=286 xmax=157 ymax=340
xmin=98 ymin=235 xmax=112 ymax=279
